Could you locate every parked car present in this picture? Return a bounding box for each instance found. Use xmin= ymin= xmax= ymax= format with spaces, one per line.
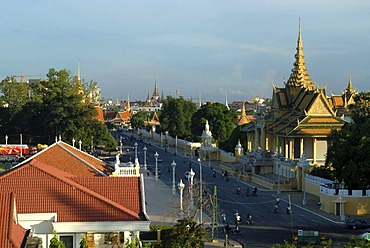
xmin=345 ymin=219 xmax=370 ymax=230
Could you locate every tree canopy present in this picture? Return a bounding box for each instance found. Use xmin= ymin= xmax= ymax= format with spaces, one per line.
xmin=159 ymin=96 xmax=197 ymax=140
xmin=325 ymin=92 xmax=370 ymax=189
xmin=191 ymin=102 xmax=237 ymax=150
xmin=0 ymin=68 xmax=116 ymax=150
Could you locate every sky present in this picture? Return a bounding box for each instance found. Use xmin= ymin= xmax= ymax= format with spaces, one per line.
xmin=1 ymin=1 xmax=370 ymax=103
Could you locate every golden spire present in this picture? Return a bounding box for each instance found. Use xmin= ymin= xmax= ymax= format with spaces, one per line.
xmin=286 ymin=19 xmax=314 ymax=90
xmin=238 ymin=102 xmax=249 ymax=126
xmin=153 ymin=77 xmax=159 ymax=98
xmin=127 ymin=94 xmax=131 ymax=111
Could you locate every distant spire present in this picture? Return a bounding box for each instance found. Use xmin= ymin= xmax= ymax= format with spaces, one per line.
xmin=77 ymin=61 xmax=81 ymax=83
xmin=199 ymin=93 xmax=202 ymax=108
xmin=347 ymin=72 xmax=354 ymax=92
xmin=225 ymin=92 xmax=230 ymax=110
xmin=153 ymin=77 xmax=159 ymax=98
xmin=161 ymin=90 xmax=164 ymax=101
xmin=146 ymin=88 xmax=151 ymax=102
xmin=127 ymin=94 xmax=131 ymax=111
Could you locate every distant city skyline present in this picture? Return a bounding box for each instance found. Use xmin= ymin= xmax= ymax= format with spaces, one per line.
xmin=1 ymin=1 xmax=369 ymax=103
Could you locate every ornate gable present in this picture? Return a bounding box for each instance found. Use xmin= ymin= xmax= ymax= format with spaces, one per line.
xmin=306 ymin=93 xmax=333 ymax=115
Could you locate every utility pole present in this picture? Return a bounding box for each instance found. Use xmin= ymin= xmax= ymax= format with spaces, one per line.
xmin=211 ymin=186 xmax=218 ymax=242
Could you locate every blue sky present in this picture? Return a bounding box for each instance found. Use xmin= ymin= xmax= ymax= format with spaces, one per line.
xmin=1 ymin=1 xmax=370 ymax=103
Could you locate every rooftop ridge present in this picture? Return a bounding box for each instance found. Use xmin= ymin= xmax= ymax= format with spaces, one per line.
xmin=28 ymin=159 xmax=142 ymax=220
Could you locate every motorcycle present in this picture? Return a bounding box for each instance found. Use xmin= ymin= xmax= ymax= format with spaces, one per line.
xmin=286 ymin=206 xmax=292 ymax=214
xmin=251 ymin=187 xmax=258 ymax=196
xmin=235 ymin=213 xmax=241 ymax=225
xmin=221 ymin=213 xmax=227 ymax=223
xmin=232 ymin=226 xmax=242 ymax=235
xmin=247 ymin=215 xmax=253 ymax=225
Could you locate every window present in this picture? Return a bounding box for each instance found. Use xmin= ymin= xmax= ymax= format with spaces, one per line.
xmin=60 ymin=236 xmax=73 ymax=248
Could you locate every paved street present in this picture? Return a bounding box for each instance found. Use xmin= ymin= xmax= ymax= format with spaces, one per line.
xmin=123 ymin=134 xmax=369 ymax=247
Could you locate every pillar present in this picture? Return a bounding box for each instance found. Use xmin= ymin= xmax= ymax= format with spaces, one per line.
xmin=313 ymin=138 xmax=317 ymax=164
xmin=284 ymin=138 xmax=289 ymax=158
xmin=254 ymin=126 xmax=259 ymax=151
xmin=300 ymin=138 xmax=304 ymax=157
xmin=260 ymin=124 xmax=266 ymax=151
xmin=289 ymin=139 xmax=293 ymax=160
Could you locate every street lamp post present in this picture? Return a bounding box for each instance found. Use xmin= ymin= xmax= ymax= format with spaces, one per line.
xmin=298 ymin=153 xmax=310 ymax=205
xmin=134 ymin=142 xmax=138 ymax=161
xmin=302 ymin=168 xmax=308 ymax=205
xmin=277 ymin=164 xmax=281 ymax=195
xmin=154 ymin=152 xmax=159 ymax=181
xmin=178 ymin=179 xmax=185 ymax=213
xmin=120 ymin=136 xmax=123 ymax=154
xmin=143 ymin=146 xmax=147 ymax=170
xmin=189 ymin=168 xmax=195 ymax=205
xmin=175 ymin=135 xmax=178 ymax=155
xmin=171 ymin=160 xmax=177 ymax=195
xmin=198 ymin=157 xmax=203 ymax=223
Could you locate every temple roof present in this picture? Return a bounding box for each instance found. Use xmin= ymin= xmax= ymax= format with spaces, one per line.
xmin=285 ymin=21 xmax=314 ymax=91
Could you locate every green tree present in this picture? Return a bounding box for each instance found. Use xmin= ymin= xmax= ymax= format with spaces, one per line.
xmin=223 ymin=124 xmax=248 ymax=153
xmin=325 ymin=92 xmax=370 ymax=189
xmin=159 ymin=96 xmax=197 ymax=140
xmin=191 ymin=102 xmax=237 ymax=150
xmin=344 ymin=236 xmax=370 ymax=248
xmin=160 ymin=217 xmax=208 ymax=248
xmin=0 ymin=68 xmax=116 ymax=149
xmin=49 ymin=230 xmax=66 ymax=248
xmin=130 ymin=110 xmax=148 ymax=131
xmin=0 ymin=76 xmax=29 ymax=116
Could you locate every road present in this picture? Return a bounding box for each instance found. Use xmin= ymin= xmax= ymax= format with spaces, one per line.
xmin=122 ymin=135 xmax=356 ymax=247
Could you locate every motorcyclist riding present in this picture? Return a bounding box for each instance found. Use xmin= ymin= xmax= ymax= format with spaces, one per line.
xmin=221 ymin=213 xmax=227 ymax=223
xmin=235 ymin=212 xmax=241 ymax=225
xmin=286 ymin=205 xmax=292 ymax=214
xmin=247 ymin=214 xmax=253 ymax=225
xmin=236 ymin=186 xmax=241 ymax=195
xmin=252 ymin=187 xmax=258 ymax=196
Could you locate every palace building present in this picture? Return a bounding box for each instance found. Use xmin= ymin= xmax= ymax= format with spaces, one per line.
xmin=242 ymin=23 xmax=356 ymax=166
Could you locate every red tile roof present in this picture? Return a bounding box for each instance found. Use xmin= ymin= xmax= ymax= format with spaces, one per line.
xmin=0 ymin=160 xmax=143 ymax=222
xmin=26 ymin=141 xmax=113 ymax=177
xmin=93 ymin=105 xmax=105 ymax=122
xmin=0 ymin=192 xmax=28 ymax=248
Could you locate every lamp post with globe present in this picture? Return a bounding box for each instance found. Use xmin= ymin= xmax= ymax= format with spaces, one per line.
xmin=171 ymin=160 xmax=177 ymax=195
xmin=143 ymin=146 xmax=147 ymax=170
xmin=189 ymin=169 xmax=195 ymax=206
xmin=178 ymin=179 xmax=185 ymax=213
xmin=154 ymin=152 xmax=159 ymax=181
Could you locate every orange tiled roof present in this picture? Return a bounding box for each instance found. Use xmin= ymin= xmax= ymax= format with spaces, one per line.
xmin=0 ymin=192 xmax=28 ymax=248
xmin=332 ymin=95 xmax=344 ymax=107
xmin=93 ymin=105 xmax=105 ymax=121
xmin=117 ymin=111 xmax=131 ymax=122
xmin=30 ymin=141 xmax=113 ymax=177
xmin=0 ymin=160 xmax=143 ymax=222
